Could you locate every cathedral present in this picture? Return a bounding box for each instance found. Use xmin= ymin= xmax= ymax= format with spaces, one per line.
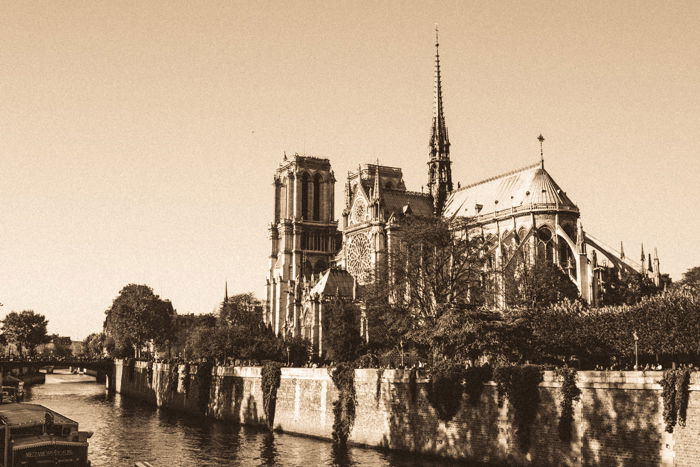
xmin=265 ymin=31 xmax=663 ymax=356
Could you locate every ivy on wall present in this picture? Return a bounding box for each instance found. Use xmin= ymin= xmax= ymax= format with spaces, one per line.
xmin=375 ymin=368 xmax=384 ymax=407
xmin=494 ymin=365 xmax=544 ymax=452
xmin=408 ymin=367 xmax=417 ymax=403
xmin=330 ymin=363 xmax=357 ymax=446
xmin=660 ymin=369 xmax=692 ymax=433
xmin=196 ymin=361 xmax=213 ymax=414
xmin=427 ymin=362 xmax=465 ymax=422
xmin=463 ymin=365 xmax=492 ymax=406
xmin=261 ymin=362 xmax=282 ymax=428
xmin=554 ymin=367 xmax=581 ymax=442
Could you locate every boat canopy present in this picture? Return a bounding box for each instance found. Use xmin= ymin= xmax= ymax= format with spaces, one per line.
xmin=0 ymin=404 xmax=78 ymax=428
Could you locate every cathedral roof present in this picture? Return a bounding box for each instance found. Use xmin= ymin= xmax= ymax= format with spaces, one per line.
xmin=380 ymin=190 xmax=434 ymax=219
xmin=443 ymin=163 xmax=578 ymax=220
xmin=309 ymin=267 xmax=355 ymax=298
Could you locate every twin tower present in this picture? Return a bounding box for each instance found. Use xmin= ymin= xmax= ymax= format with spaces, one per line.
xmin=265 ymin=31 xmax=452 ymax=335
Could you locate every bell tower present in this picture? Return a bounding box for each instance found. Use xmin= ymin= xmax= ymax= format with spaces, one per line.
xmin=427 ymin=26 xmax=453 ymax=216
xmin=266 ymin=154 xmax=338 ymax=336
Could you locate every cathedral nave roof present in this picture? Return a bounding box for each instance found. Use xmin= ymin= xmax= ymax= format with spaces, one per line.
xmin=443 ymin=163 xmax=578 ymax=220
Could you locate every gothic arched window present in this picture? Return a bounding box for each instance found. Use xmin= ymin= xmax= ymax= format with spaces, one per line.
xmin=537 ymin=227 xmax=554 ymax=262
xmin=301 ymin=173 xmax=310 ymax=220
xmin=313 ymin=173 xmax=322 ymax=221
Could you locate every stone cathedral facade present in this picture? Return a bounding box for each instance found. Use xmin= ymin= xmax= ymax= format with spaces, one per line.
xmin=265 ymin=32 xmax=663 ymax=356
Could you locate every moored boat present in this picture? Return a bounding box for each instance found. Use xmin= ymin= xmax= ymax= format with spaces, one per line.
xmin=0 ymin=403 xmax=91 ymax=466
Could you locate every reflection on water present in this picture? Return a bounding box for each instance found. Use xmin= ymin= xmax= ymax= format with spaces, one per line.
xmin=24 ymin=372 xmax=462 ymax=467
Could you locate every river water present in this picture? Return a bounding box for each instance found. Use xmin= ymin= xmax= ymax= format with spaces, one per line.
xmin=24 ymin=371 xmax=461 ymax=467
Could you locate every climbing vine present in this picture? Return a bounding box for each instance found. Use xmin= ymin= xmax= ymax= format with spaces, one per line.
xmin=330 ymin=363 xmax=357 ymax=446
xmin=169 ymin=363 xmax=179 ymax=393
xmin=494 ymin=365 xmax=544 ymax=452
xmin=196 ymin=361 xmax=214 ymax=414
xmin=554 ymin=367 xmax=581 ymax=442
xmin=182 ymin=363 xmax=191 ymax=395
xmin=146 ymin=361 xmax=154 ymax=387
xmin=660 ymin=369 xmax=691 ymax=433
xmin=463 ymin=365 xmax=492 ymax=406
xmin=375 ymin=368 xmax=384 ymax=406
xmin=427 ymin=362 xmax=465 ymax=422
xmin=261 ymin=362 xmax=282 ymax=428
xmin=408 ymin=367 xmax=418 ymax=403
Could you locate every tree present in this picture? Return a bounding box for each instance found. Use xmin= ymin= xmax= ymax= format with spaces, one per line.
xmin=324 ymin=298 xmax=363 ymax=363
xmin=81 ymin=332 xmax=107 ymax=358
xmin=365 ymin=216 xmax=488 ymax=363
xmin=184 ymin=295 xmax=281 ymax=362
xmin=1 ymin=310 xmax=50 ymax=357
xmin=601 ymin=271 xmax=659 ymax=306
xmin=505 ymin=257 xmax=580 ymax=308
xmin=677 ymin=266 xmax=700 ymax=290
xmin=219 ymin=293 xmax=261 ymax=326
xmin=103 ymin=284 xmax=175 ymax=358
xmin=42 ymin=334 xmax=73 ymax=358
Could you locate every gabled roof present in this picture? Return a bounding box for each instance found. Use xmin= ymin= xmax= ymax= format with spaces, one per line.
xmin=309 ymin=268 xmax=355 ymax=297
xmin=443 ymin=163 xmax=578 ymax=219
xmin=381 ymin=190 xmax=434 ymax=220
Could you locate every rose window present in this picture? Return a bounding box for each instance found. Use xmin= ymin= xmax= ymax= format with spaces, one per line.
xmin=346 ymin=233 xmax=372 ymax=283
xmin=351 ymin=199 xmax=367 ymax=224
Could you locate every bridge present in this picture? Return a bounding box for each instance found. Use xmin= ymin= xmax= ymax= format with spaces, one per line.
xmin=0 ymin=358 xmax=113 ymax=383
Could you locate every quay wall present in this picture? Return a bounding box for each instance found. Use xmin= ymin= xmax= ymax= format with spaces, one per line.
xmin=111 ymin=360 xmax=700 ymax=466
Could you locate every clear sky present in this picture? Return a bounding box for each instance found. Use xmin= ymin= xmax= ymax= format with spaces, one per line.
xmin=1 ymin=1 xmax=698 ymax=340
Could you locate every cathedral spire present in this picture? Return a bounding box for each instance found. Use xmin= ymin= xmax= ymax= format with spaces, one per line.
xmin=373 ymin=159 xmax=381 ymax=201
xmin=224 ymin=280 xmax=229 ymax=303
xmin=427 ymin=25 xmax=453 ymax=216
xmin=538 ymin=134 xmax=545 ymax=169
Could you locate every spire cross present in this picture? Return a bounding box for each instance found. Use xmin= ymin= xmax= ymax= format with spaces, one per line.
xmin=538 ymin=134 xmax=545 ymax=168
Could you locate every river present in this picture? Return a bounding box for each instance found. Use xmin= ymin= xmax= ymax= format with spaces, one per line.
xmin=24 ymin=371 xmax=461 ymax=466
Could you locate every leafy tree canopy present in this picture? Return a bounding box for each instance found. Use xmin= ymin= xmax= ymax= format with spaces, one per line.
xmin=103 ymin=284 xmax=175 ymax=358
xmin=1 ymin=310 xmax=50 ymax=357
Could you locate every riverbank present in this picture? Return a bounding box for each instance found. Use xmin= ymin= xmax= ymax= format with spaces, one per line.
xmin=110 ymin=360 xmax=700 ymax=466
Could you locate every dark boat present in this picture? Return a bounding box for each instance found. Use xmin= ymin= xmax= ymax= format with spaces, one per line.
xmin=0 ymin=403 xmax=91 ymax=466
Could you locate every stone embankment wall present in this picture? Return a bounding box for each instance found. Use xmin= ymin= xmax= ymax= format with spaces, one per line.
xmin=111 ymin=360 xmax=700 ymax=466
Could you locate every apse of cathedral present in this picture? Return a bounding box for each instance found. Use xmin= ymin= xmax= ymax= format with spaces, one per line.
xmin=265 ymin=30 xmax=664 ymax=357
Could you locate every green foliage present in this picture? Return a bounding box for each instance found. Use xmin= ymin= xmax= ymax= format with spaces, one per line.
xmin=554 ymin=367 xmax=581 ymax=442
xmin=1 ymin=310 xmax=50 ymax=356
xmin=103 ymin=284 xmax=175 ymax=358
xmin=41 ymin=334 xmax=73 ymax=358
xmin=218 ymin=293 xmax=260 ymax=326
xmin=283 ymin=335 xmax=310 ymax=366
xmin=408 ymin=367 xmax=418 ymax=403
xmin=81 ymin=332 xmax=107 ymax=358
xmin=196 ymin=361 xmax=214 ymax=414
xmin=601 ymin=271 xmax=659 ymax=306
xmin=184 ymin=304 xmax=281 ymax=362
xmin=463 ymin=365 xmax=492 ymax=406
xmin=660 ymin=369 xmax=692 ymax=433
xmin=426 ymin=361 xmax=464 ymax=422
xmin=506 ymin=260 xmax=580 ymax=308
xmin=430 ymin=308 xmax=532 ymax=364
xmin=261 ymin=362 xmax=282 ymax=428
xmin=375 ymin=368 xmax=384 ymax=405
xmin=330 ymin=363 xmax=357 ymax=446
xmin=678 ymin=266 xmax=700 ymax=290
xmin=324 ymin=298 xmax=362 ymax=363
xmin=527 ymin=288 xmax=700 ymax=365
xmin=493 ymin=365 xmax=544 ymax=452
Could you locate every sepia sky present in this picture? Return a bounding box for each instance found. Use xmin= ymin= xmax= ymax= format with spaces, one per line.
xmin=1 ymin=1 xmax=699 ymax=339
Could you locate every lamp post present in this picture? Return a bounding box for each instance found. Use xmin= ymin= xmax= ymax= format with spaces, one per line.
xmin=633 ymin=331 xmax=639 ymax=370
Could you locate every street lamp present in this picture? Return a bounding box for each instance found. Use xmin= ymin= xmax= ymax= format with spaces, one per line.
xmin=633 ymin=330 xmax=639 ymax=370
